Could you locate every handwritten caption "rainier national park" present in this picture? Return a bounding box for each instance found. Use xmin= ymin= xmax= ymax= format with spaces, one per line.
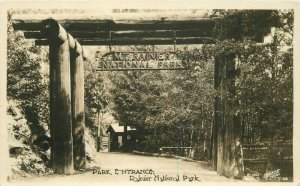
xmin=92 ymin=168 xmax=201 ymax=182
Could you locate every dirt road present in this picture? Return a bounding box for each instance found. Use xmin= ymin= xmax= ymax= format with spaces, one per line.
xmin=12 ymin=152 xmax=250 ymax=184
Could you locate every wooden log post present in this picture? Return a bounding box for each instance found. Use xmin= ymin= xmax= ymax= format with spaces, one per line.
xmin=44 ymin=19 xmax=74 ymax=174
xmin=69 ymin=35 xmax=86 ymax=170
xmin=211 ymin=55 xmax=222 ymax=171
xmin=216 ymin=55 xmax=225 ymax=176
xmin=214 ymin=54 xmax=244 ymax=179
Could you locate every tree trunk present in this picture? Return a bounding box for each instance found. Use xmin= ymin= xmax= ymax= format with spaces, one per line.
xmin=189 ymin=126 xmax=194 ymax=158
xmin=70 ymin=46 xmax=86 ymax=170
xmin=97 ymin=111 xmax=101 ymax=152
xmin=49 ymin=37 xmax=74 ymax=174
xmin=211 ymin=55 xmax=221 ymax=171
xmin=214 ymin=54 xmax=244 ymax=179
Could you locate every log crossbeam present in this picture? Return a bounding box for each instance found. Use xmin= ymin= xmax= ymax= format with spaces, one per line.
xmin=13 ymin=18 xmax=217 ymax=46
xmin=36 ymin=37 xmax=215 ymax=46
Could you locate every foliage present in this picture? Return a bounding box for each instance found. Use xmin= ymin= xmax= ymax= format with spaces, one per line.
xmin=8 ymin=100 xmax=52 ymax=177
xmin=7 ymin=13 xmax=50 ymax=135
xmin=213 ymin=10 xmax=281 ymax=41
xmin=107 ymin=10 xmax=293 ymax=168
xmin=239 ymin=40 xmax=293 ymax=144
xmin=205 ymin=10 xmax=293 ymax=146
xmin=84 ymin=59 xmax=109 ymax=115
xmin=209 ymin=9 xmax=293 ymax=175
xmin=238 ymin=10 xmax=293 ymax=145
xmin=7 ymin=12 xmax=51 ymax=176
xmin=108 ymin=46 xmax=214 ymax=156
xmin=84 ymin=53 xmax=111 ymax=151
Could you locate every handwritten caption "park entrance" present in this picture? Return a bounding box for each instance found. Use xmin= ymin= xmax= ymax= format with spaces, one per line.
xmin=92 ymin=168 xmax=201 ymax=182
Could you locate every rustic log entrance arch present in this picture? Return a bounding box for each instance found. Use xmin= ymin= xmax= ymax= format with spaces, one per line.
xmin=12 ymin=15 xmax=266 ymax=178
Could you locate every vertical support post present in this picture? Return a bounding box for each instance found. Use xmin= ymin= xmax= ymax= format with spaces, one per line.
xmin=217 ymin=55 xmax=226 ymax=175
xmin=70 ymin=40 xmax=86 ymax=169
xmin=214 ymin=54 xmax=244 ymax=179
xmin=48 ymin=26 xmax=74 ymax=174
xmin=211 ymin=55 xmax=221 ymax=171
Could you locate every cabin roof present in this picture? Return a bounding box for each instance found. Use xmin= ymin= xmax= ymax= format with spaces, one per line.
xmin=106 ymin=124 xmax=136 ymax=133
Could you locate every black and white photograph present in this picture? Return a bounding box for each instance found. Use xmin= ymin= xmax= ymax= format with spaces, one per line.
xmin=0 ymin=1 xmax=299 ymax=185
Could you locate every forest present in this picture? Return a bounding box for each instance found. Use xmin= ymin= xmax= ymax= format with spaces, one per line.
xmin=7 ymin=9 xmax=293 ymax=181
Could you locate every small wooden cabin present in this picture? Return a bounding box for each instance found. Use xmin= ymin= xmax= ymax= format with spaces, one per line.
xmin=106 ymin=124 xmax=137 ymax=152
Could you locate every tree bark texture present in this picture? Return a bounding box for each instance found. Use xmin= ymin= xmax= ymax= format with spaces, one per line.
xmin=49 ymin=38 xmax=74 ymax=174
xmin=213 ymin=54 xmax=244 ymax=179
xmin=211 ymin=56 xmax=221 ymax=171
xmin=70 ymin=43 xmax=86 ymax=170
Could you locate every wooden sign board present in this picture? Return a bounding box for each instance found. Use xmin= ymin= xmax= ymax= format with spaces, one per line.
xmin=96 ymin=51 xmax=188 ymax=71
